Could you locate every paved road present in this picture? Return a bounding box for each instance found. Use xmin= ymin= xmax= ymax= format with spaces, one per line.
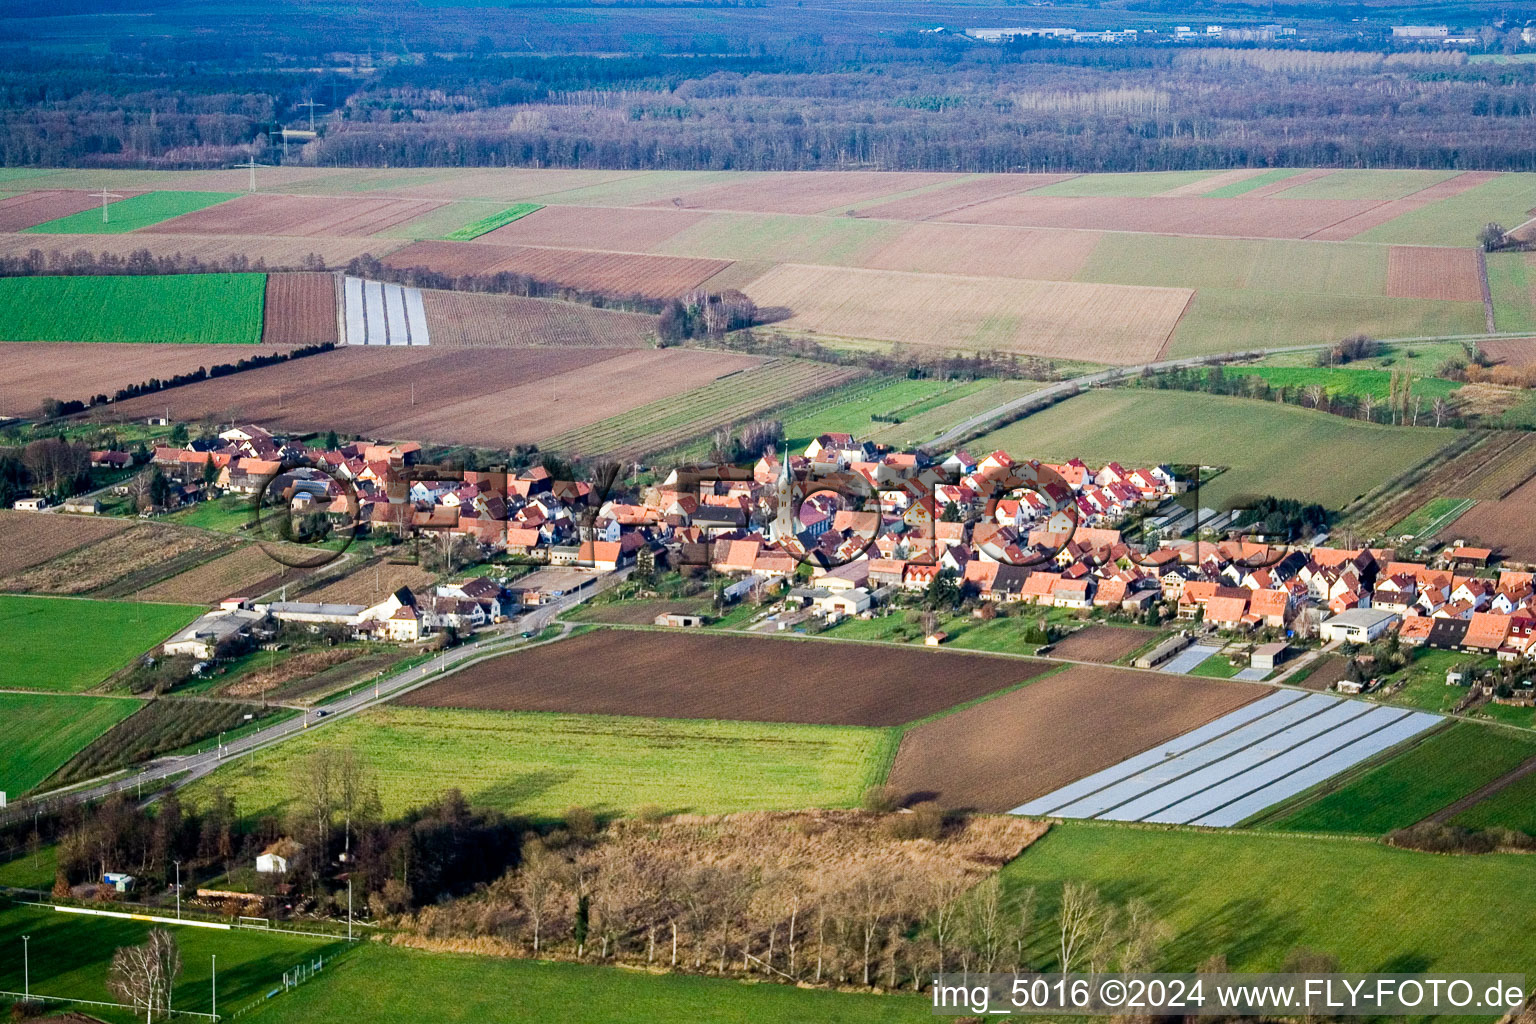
xmin=919 ymin=331 xmax=1532 ymax=454
xmin=16 ymin=568 xmax=626 ymax=815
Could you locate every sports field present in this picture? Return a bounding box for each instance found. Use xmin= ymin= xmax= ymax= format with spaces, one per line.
xmin=0 ymin=273 xmax=266 ymax=344
xmin=188 ymin=705 xmax=894 ymax=820
xmin=0 ymin=692 xmax=141 ymax=794
xmin=1000 ymin=822 xmax=1536 ymax=973
xmin=0 ymin=594 xmax=202 ymax=692
xmin=22 ymin=190 xmax=239 ymax=233
xmin=1264 ymin=722 xmax=1536 ymax=834
xmin=0 ymin=901 xmax=336 ymax=1023
xmin=241 ymin=943 xmax=927 ymax=1024
xmin=969 ymin=389 xmax=1454 ymax=509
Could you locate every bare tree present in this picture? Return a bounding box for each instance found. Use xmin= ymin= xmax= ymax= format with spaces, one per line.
xmin=1302 ymin=384 xmax=1324 ymax=409
xmin=964 ymin=875 xmax=1006 ymax=973
xmin=518 ymin=840 xmax=562 ymax=955
xmin=107 ymin=928 xmax=181 ymax=1023
xmin=1358 ymin=393 xmax=1377 ymax=422
xmin=1433 ymin=396 xmax=1448 ymax=427
xmin=1057 ymin=882 xmax=1106 ymax=972
xmin=1013 ymin=885 xmax=1038 ymax=970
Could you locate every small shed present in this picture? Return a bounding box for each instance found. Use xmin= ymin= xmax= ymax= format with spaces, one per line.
xmin=925 ymin=631 xmax=948 ymax=647
xmin=103 ymin=872 xmax=136 ymax=893
xmin=654 ymin=612 xmax=706 ymax=628
xmin=1251 ymin=642 xmax=1293 ymax=671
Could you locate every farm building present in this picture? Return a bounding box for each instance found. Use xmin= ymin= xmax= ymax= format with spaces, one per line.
xmin=655 ymin=612 xmax=706 ymax=627
xmin=1251 ymin=642 xmax=1293 ymax=671
xmin=163 ymin=608 xmax=265 ymax=660
xmin=1318 ymin=608 xmax=1401 ymax=644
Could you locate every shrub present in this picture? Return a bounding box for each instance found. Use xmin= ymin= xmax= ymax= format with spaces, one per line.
xmin=861 ymin=785 xmax=900 ymax=813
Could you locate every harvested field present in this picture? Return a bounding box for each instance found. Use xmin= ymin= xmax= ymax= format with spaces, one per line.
xmin=541 ymin=358 xmax=862 ymax=459
xmin=0 ymin=511 xmax=132 ymax=576
xmin=479 ymin=204 xmax=706 ymax=250
xmin=936 ymin=195 xmax=1382 ymax=239
xmin=136 ymin=544 xmax=315 ymax=604
xmin=1049 ymin=626 xmax=1155 ymax=664
xmin=296 ymin=559 xmax=438 ymax=607
xmin=1161 ymin=168 xmax=1268 ymax=197
xmin=1480 ymin=338 xmax=1536 ymax=367
xmin=886 ymin=664 xmax=1265 ymax=812
xmin=745 ymin=263 xmax=1191 ymax=363
xmin=0 ymin=341 xmax=289 ymax=417
xmin=1384 ymin=246 xmax=1485 ymax=302
xmin=0 ymin=190 xmax=123 ymax=232
xmin=1435 ymin=492 xmax=1536 ymax=562
xmin=261 ymin=272 xmax=337 ymax=345
xmin=643 ymin=171 xmax=962 ymax=215
xmin=151 ymin=193 xmax=443 ymax=237
xmin=0 ymin=522 xmax=232 ymax=596
xmin=419 ymin=289 xmax=655 ymax=348
xmin=109 ymin=347 xmax=757 ymax=447
xmin=861 ymin=224 xmax=1101 ymax=280
xmin=857 ymin=174 xmax=1075 ymax=220
xmin=0 ymin=230 xmax=406 ymax=268
xmin=397 ymin=628 xmax=1055 ymax=726
xmin=383 ymin=239 xmax=727 ymax=297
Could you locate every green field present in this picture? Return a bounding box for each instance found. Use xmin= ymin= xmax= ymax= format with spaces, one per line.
xmin=1485 ymin=251 xmax=1536 ymax=332
xmin=22 ymin=190 xmax=239 ymax=234
xmin=1353 ymin=173 xmax=1536 ymax=247
xmin=1215 ymin=365 xmax=1462 ymax=402
xmin=1000 ymin=822 xmax=1536 ymax=973
xmin=188 ymin=705 xmax=893 ymax=821
xmin=776 ymin=376 xmax=980 ymax=451
xmin=377 ymin=201 xmax=544 ymax=240
xmin=1075 ymin=234 xmax=1389 ymax=295
xmin=164 ymin=494 xmax=260 ymax=533
xmin=867 ymin=378 xmax=1045 ymax=448
xmin=0 ymin=902 xmax=336 ymax=1024
xmin=1389 ymin=496 xmax=1477 ymax=538
xmin=1269 ymin=168 xmax=1459 ymax=201
xmin=1166 ymin=288 xmax=1486 ymax=357
xmin=0 ymin=692 xmax=141 ymax=794
xmin=541 ymin=360 xmax=858 ymax=459
xmin=1202 ymin=168 xmax=1307 ymax=197
xmin=968 ymin=389 xmax=1453 ymax=510
xmin=0 ymin=274 xmax=266 ymax=344
xmin=1027 ymin=170 xmax=1220 ymax=197
xmin=1267 ymin=723 xmax=1536 ymax=834
xmin=1452 ymin=769 xmax=1536 ymax=834
xmin=0 ymin=595 xmax=203 ymax=692
xmin=442 ymin=202 xmax=543 ymax=240
xmin=242 ymin=942 xmax=927 ymax=1024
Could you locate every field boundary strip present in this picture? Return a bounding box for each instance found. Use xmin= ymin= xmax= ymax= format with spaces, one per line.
xmin=1417 ymin=497 xmax=1477 ymax=537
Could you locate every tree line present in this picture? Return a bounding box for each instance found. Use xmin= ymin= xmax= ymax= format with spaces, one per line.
xmin=0 ymin=248 xmax=328 ymax=279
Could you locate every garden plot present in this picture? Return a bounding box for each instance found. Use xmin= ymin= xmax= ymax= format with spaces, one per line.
xmin=1013 ymin=690 xmax=1440 ymax=826
xmin=343 ymin=276 xmax=430 ymax=346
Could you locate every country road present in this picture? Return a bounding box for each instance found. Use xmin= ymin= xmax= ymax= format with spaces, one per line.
xmin=919 ymin=330 xmax=1533 ymax=454
xmin=12 ymin=568 xmax=627 ymax=817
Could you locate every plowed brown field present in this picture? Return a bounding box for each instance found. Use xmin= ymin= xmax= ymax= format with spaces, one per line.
xmin=261 ymin=272 xmax=337 ymax=345
xmin=862 ymin=224 xmax=1100 ymax=280
xmin=1048 ymin=626 xmax=1155 ymax=664
xmin=744 ymin=263 xmax=1190 ymax=363
xmin=152 ymin=194 xmax=443 ymax=237
xmin=397 ymin=628 xmax=1054 ymax=726
xmin=419 ymin=289 xmax=654 ymax=347
xmin=0 ymin=511 xmax=132 ymax=576
xmin=885 ymin=664 xmax=1267 ymax=811
xmin=384 ymin=240 xmax=728 ymax=296
xmin=297 ymin=558 xmax=438 ymax=607
xmin=1385 ymin=246 xmax=1485 ymax=302
xmin=0 ymin=341 xmax=292 ymax=417
xmin=936 ymin=195 xmax=1380 ymax=239
xmin=480 ymin=205 xmax=705 ymax=251
xmin=858 ymin=174 xmax=1075 ymax=220
xmin=645 ymin=171 xmax=963 ymax=215
xmin=108 ymin=346 xmax=764 ymax=447
xmin=1480 ymin=338 xmax=1536 ymax=368
xmin=0 ymin=190 xmax=127 ymax=232
xmin=1304 ymin=200 xmax=1429 ymax=241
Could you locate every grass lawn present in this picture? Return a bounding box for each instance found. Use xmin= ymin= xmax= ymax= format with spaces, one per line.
xmin=1186 ymin=652 xmax=1245 ymax=678
xmin=1266 ymin=722 xmax=1536 ymax=834
xmin=1486 ymin=251 xmax=1536 ymax=333
xmin=1452 ymin=768 xmax=1536 ymax=834
xmin=185 ymin=706 xmax=895 ymax=821
xmin=22 ymin=190 xmax=240 ymax=233
xmin=0 ymin=273 xmax=266 ymax=344
xmin=165 ymin=494 xmax=259 ymax=533
xmin=821 ymin=608 xmax=1084 ymax=655
xmin=0 ymin=844 xmax=57 ymax=889
xmin=0 ymin=692 xmax=142 ymax=794
xmin=242 ymin=942 xmax=928 ymax=1024
xmin=867 ymin=379 xmax=1045 ymax=448
xmin=1389 ymin=496 xmax=1477 ymax=538
xmin=968 ymin=389 xmax=1454 ymax=510
xmin=1000 ymin=822 xmax=1536 ymax=973
xmin=0 ymin=595 xmax=203 ymax=693
xmin=1353 ymin=173 xmax=1536 ymax=247
xmin=779 ymin=376 xmax=977 ymax=452
xmin=0 ymin=901 xmax=338 ymax=1024
xmin=1166 ymin=288 xmax=1485 ymax=357
xmin=1375 ymin=649 xmax=1499 ymax=715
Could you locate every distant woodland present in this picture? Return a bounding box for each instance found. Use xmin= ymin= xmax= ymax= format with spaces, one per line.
xmin=6 ymin=0 xmax=1536 ymax=171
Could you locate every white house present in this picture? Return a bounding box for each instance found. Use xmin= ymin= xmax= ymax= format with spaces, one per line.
xmin=1318 ymin=608 xmax=1402 ymax=644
